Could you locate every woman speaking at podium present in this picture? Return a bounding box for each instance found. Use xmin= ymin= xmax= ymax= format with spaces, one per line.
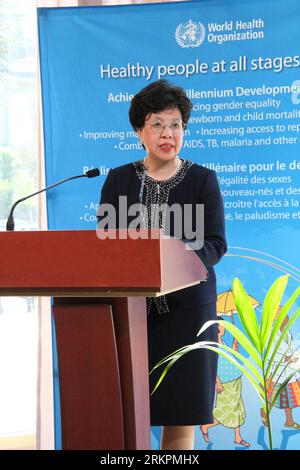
xmin=98 ymin=80 xmax=227 ymax=450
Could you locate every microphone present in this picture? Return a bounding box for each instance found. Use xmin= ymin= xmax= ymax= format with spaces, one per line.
xmin=6 ymin=168 xmax=100 ymax=231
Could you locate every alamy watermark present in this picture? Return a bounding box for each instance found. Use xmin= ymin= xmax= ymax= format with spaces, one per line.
xmin=96 ymin=196 xmax=204 ymax=251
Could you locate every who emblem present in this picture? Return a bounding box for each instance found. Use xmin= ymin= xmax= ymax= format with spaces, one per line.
xmin=175 ymin=20 xmax=206 ymax=48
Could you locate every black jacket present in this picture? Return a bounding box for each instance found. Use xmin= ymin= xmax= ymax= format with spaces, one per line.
xmin=98 ymin=160 xmax=227 ymax=305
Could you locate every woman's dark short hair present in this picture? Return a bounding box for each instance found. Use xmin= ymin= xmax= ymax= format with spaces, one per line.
xmin=129 ymin=79 xmax=192 ymax=130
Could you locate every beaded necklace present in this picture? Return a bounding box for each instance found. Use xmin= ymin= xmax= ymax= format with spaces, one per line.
xmin=143 ymin=156 xmax=182 ymax=181
xmin=134 ymin=157 xmax=193 ymax=316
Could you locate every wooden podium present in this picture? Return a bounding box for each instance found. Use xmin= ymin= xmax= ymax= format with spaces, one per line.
xmin=0 ymin=229 xmax=207 ymax=450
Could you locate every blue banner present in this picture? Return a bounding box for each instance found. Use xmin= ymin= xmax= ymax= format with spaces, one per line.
xmin=38 ymin=0 xmax=300 ymax=450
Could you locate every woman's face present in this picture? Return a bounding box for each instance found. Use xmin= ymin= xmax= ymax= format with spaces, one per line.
xmin=137 ymin=108 xmax=184 ymax=164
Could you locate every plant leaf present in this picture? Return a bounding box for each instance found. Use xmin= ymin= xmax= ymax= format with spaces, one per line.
xmin=269 ymin=368 xmax=300 ymax=412
xmin=260 ymin=275 xmax=289 ymax=351
xmin=198 ymin=319 xmax=262 ymax=368
xmin=150 ymin=339 xmax=266 ymax=405
xmin=151 ymin=354 xmax=180 ymax=395
xmin=202 ymin=344 xmax=265 ymax=404
xmin=268 ymin=341 xmax=293 ymax=388
xmin=149 ymin=345 xmax=190 ymax=375
xmin=264 ymin=286 xmax=300 ymax=363
xmin=232 ymin=278 xmax=260 ymax=350
xmin=206 ymin=340 xmax=264 ymax=384
xmin=151 ymin=343 xmax=206 ymax=395
xmin=266 ymin=307 xmax=300 ymax=378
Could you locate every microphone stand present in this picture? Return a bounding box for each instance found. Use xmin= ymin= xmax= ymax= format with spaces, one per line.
xmin=6 ymin=169 xmax=100 ymax=231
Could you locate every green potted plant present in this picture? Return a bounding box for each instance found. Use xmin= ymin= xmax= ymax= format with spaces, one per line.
xmin=151 ymin=274 xmax=300 ymax=450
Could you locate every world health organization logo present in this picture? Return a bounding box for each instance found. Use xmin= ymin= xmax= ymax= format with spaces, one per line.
xmin=175 ymin=20 xmax=206 ymax=48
